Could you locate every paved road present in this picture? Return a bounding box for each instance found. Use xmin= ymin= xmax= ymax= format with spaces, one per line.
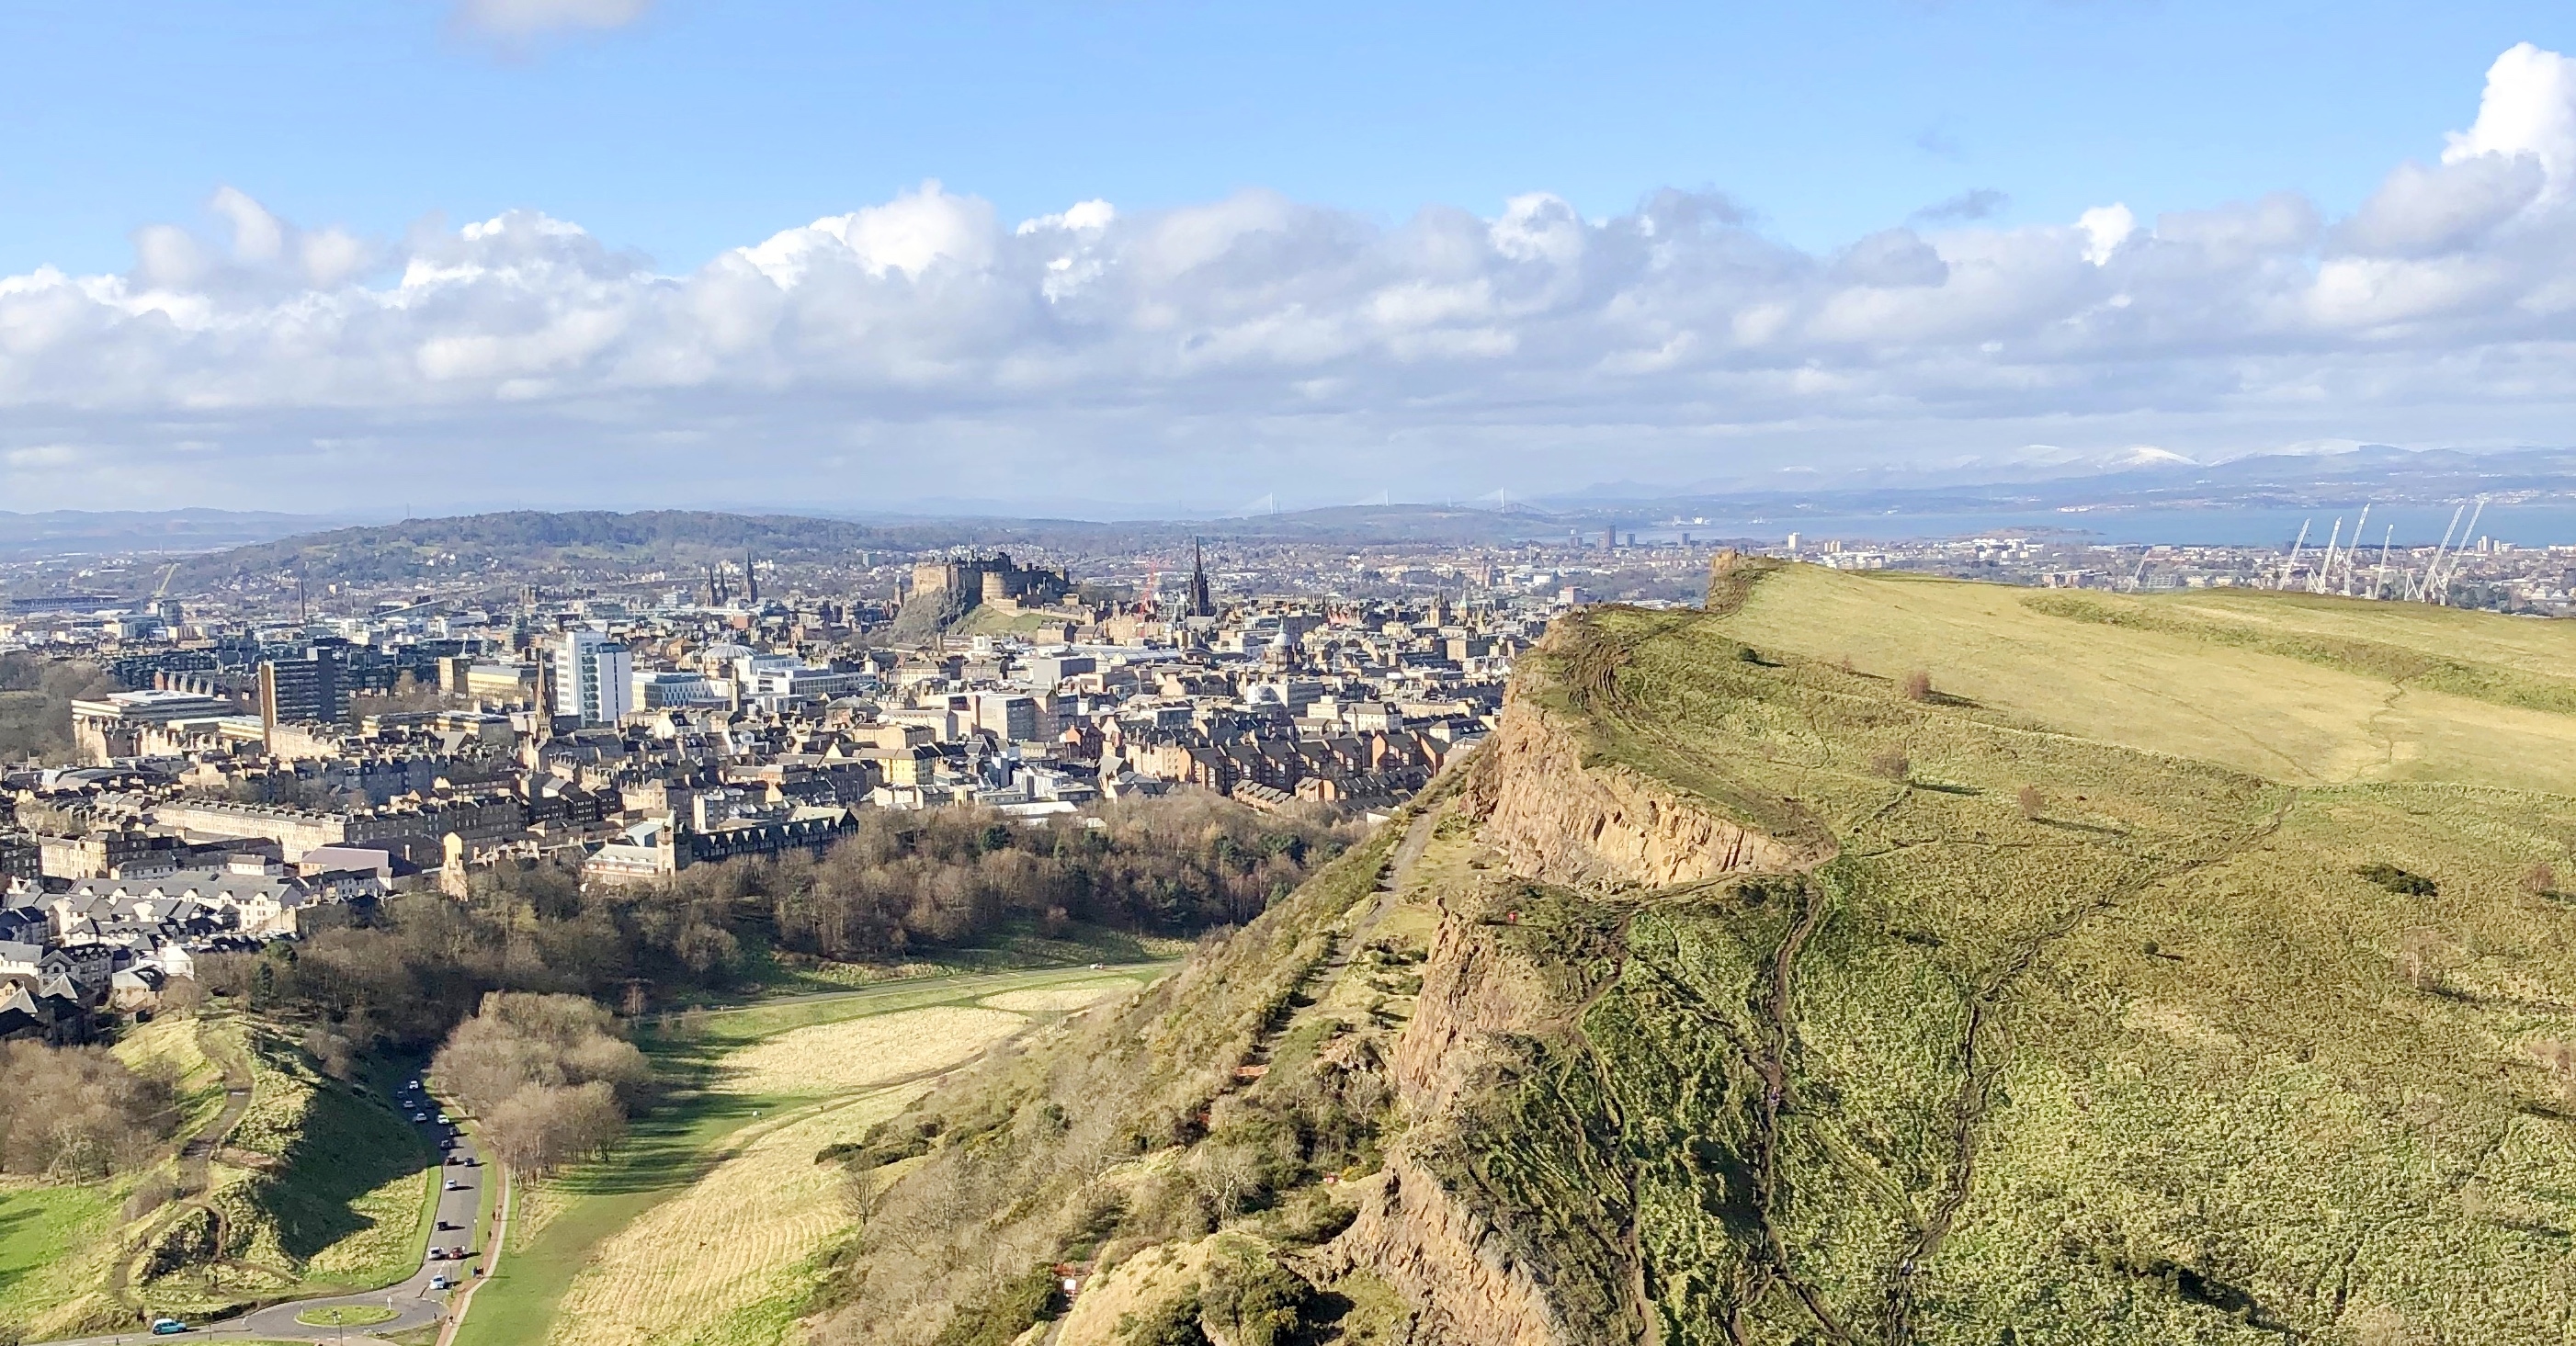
xmin=38 ymin=1074 xmax=490 ymax=1346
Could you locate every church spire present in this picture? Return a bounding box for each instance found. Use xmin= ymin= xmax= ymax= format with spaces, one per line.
xmin=1188 ymin=537 xmax=1215 ymax=618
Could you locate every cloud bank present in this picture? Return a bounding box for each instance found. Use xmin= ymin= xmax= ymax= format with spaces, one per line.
xmin=13 ymin=44 xmax=2576 ymax=511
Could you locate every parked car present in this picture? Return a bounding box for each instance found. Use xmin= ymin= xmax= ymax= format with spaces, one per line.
xmin=151 ymin=1318 xmax=188 ymax=1335
xmin=411 ymin=1111 xmax=428 ymax=1122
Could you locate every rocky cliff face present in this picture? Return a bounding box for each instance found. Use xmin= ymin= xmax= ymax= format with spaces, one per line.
xmin=1316 ymin=680 xmax=1819 ymax=1346
xmin=1470 ymin=685 xmax=1822 ymax=889
xmin=1320 ymin=911 xmax=1613 ymax=1346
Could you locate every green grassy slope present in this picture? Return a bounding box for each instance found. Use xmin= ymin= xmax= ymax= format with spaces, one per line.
xmin=1453 ymin=568 xmax=2576 ymax=1343
xmin=795 ymin=807 xmax=1423 ymax=1346
xmin=1 ymin=1015 xmax=436 ymax=1339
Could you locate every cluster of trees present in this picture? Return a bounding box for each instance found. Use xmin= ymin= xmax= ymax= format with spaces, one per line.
xmin=200 ymin=857 xmax=743 ymax=1047
xmin=0 ymin=652 xmax=110 ymax=763
xmin=0 ymin=1040 xmax=174 ymax=1179
xmin=743 ymin=797 xmax=1349 ymax=961
xmin=210 ymin=797 xmax=1344 ymax=1058
xmin=430 ymin=992 xmax=645 ymax=1175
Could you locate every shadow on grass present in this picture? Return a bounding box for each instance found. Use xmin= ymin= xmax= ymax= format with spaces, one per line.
xmin=540 ymin=1092 xmax=770 ymax=1198
xmin=0 ymin=1195 xmax=51 ymax=1298
xmin=255 ymin=1076 xmax=436 ymax=1264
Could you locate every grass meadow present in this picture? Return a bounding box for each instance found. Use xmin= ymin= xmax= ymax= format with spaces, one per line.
xmin=1466 ymin=567 xmax=2576 ymax=1342
xmin=458 ymin=961 xmax=1172 ymax=1346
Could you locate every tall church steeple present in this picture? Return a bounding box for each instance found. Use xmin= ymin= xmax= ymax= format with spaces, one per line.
xmin=1187 ymin=537 xmax=1216 ymax=618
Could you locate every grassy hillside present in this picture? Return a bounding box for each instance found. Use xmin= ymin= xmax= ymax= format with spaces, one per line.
xmin=795 ymin=564 xmax=2576 ymax=1346
xmin=792 ymin=788 xmax=1440 ymax=1346
xmin=0 ymin=1014 xmax=436 ymax=1340
xmin=1447 ymin=565 xmax=2576 ymax=1343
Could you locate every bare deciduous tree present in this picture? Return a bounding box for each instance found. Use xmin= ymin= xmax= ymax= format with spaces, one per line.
xmin=1901 ymin=670 xmax=1935 ymax=702
xmin=0 ymin=1041 xmax=175 ymax=1179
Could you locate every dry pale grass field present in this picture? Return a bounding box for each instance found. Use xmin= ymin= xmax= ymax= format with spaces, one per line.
xmin=1723 ymin=564 xmax=2576 ymax=793
xmin=978 ymin=977 xmax=1143 ymax=1013
xmin=544 ymin=1089 xmax=923 ymax=1346
xmin=721 ymin=1006 xmax=1028 ymax=1097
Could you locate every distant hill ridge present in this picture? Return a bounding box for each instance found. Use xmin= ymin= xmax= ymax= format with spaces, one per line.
xmin=168 ymin=509 xmax=990 ymax=588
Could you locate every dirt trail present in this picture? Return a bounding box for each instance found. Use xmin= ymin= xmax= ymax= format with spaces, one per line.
xmin=1234 ymin=809 xmax=1441 ymax=1085
xmin=1742 ymin=877 xmax=1857 ymax=1346
xmin=105 ymin=1024 xmax=257 ymax=1310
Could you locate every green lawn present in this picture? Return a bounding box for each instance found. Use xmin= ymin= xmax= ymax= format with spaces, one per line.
xmin=0 ymin=1182 xmax=115 ymax=1325
xmin=453 ymin=962 xmax=1173 ymax=1346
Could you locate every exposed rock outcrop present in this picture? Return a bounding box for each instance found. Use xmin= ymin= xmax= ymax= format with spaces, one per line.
xmin=1319 ymin=911 xmax=1617 ymax=1346
xmin=1472 ymin=688 xmax=1822 ymax=888
xmin=1321 ymin=1155 xmax=1583 ymax=1346
xmin=1317 ymin=627 xmax=1832 ymax=1344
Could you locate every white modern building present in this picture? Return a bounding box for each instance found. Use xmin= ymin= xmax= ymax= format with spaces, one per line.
xmin=554 ymin=630 xmax=634 ymax=726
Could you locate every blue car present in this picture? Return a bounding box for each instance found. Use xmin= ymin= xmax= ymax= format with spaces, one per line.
xmin=152 ymin=1318 xmax=188 ymax=1335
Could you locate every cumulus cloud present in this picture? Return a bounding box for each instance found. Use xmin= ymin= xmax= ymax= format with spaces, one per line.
xmin=2445 ymin=42 xmax=2576 ymax=193
xmin=2077 ymin=204 xmax=2135 ymax=265
xmin=18 ymin=47 xmax=2576 ymax=510
xmin=2339 ymin=154 xmax=2542 ymax=256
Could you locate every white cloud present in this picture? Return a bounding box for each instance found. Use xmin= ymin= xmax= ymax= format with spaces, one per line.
xmin=2445 ymin=42 xmax=2576 ymax=194
xmin=4 ymin=444 xmax=80 ymax=469
xmin=18 ymin=47 xmax=2576 ymax=510
xmin=735 ymin=182 xmax=997 ymax=285
xmin=1016 ymin=200 xmax=1117 ymax=235
xmin=2077 ymin=204 xmax=2135 ymax=265
xmin=2340 ymin=154 xmax=2542 ymax=256
xmin=210 ymin=187 xmax=284 ymax=264
xmin=453 ymin=0 xmax=649 ymax=39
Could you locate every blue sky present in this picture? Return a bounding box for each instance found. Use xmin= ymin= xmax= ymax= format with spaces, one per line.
xmin=11 ymin=1 xmax=2576 ymax=512
xmin=6 ymin=0 xmax=2567 ymax=277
